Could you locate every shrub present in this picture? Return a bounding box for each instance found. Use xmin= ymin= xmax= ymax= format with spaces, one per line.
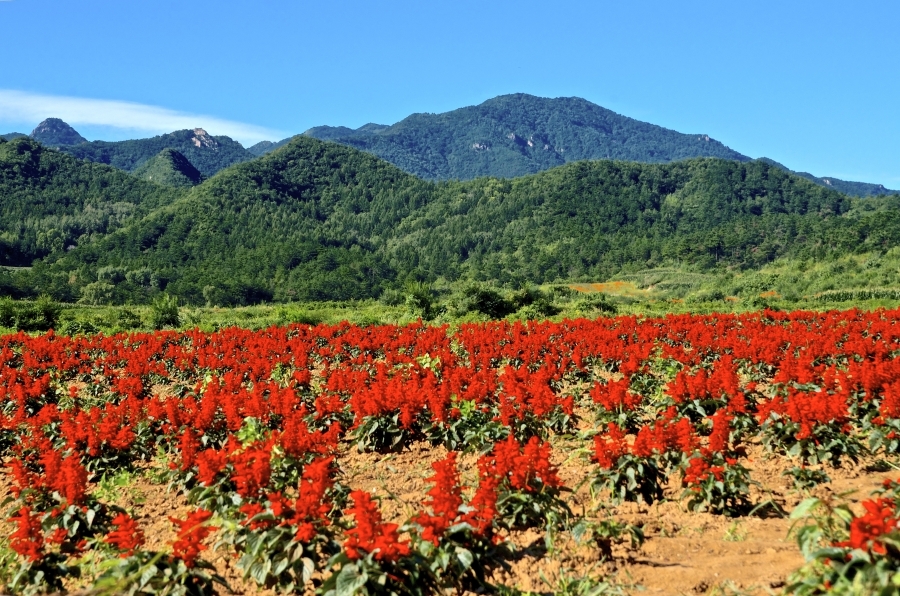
xmin=149 ymin=294 xmax=180 ymax=329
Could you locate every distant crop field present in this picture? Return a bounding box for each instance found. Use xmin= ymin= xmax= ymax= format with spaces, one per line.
xmin=568 ymin=280 xmax=645 ymax=296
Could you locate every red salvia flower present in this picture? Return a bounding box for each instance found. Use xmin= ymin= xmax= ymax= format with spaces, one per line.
xmin=169 ymin=509 xmax=218 ymax=568
xmin=9 ymin=506 xmax=44 ymax=562
xmin=195 ymin=448 xmax=228 ymax=486
xmin=343 ymin=490 xmax=410 ymax=562
xmin=412 ymin=452 xmax=463 ymax=544
xmin=105 ymin=512 xmax=145 ymax=557
xmin=229 ymin=444 xmax=272 ymax=498
xmin=593 ymin=423 xmax=628 ymax=469
xmin=836 ymin=498 xmax=898 ymax=555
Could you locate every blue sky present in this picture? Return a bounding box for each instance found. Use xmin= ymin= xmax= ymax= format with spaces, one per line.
xmin=0 ymin=0 xmax=897 ymax=186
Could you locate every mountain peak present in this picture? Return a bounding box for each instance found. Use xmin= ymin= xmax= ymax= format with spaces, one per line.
xmin=303 ymin=93 xmax=750 ymax=180
xmin=132 ymin=148 xmax=204 ymax=187
xmin=30 ymin=118 xmax=87 ymax=147
xmin=191 ymin=128 xmax=219 ymax=149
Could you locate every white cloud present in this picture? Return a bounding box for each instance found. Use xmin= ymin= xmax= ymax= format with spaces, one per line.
xmin=0 ymin=89 xmax=284 ymax=145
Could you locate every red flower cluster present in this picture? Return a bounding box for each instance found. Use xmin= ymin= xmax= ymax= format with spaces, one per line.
xmin=413 ymin=452 xmax=464 ymax=544
xmin=836 ymin=498 xmax=898 ymax=555
xmin=105 ymin=513 xmax=145 ymax=557
xmin=681 ymin=454 xmax=725 ymax=488
xmin=9 ymin=506 xmax=44 ymax=562
xmin=169 ymin=509 xmax=218 ymax=568
xmin=481 ymin=435 xmax=561 ymax=492
xmin=343 ymin=490 xmax=410 ymax=562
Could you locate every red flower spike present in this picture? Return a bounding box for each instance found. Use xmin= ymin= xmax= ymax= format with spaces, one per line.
xmin=9 ymin=506 xmax=44 ymax=562
xmin=343 ymin=490 xmax=410 ymax=562
xmin=105 ymin=513 xmax=145 ymax=557
xmin=169 ymin=509 xmax=218 ymax=568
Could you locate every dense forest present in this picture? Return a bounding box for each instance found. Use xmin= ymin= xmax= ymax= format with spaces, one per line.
xmin=2 ymin=133 xmax=899 ymax=306
xmin=0 ymin=137 xmax=182 ymax=267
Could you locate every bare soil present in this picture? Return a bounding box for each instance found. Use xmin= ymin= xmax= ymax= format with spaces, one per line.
xmin=2 ymin=435 xmax=892 ymax=596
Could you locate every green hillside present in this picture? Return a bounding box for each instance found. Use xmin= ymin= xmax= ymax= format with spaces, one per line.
xmin=60 ymin=127 xmax=254 ymax=177
xmin=6 ymin=135 xmax=895 ymax=307
xmin=300 ymin=93 xmax=751 ymax=180
xmin=0 ymin=137 xmax=181 ymax=273
xmin=132 ymin=149 xmax=204 ymax=187
xmin=1 ymin=133 xmax=27 ymax=141
xmin=36 ymin=137 xmax=433 ymax=305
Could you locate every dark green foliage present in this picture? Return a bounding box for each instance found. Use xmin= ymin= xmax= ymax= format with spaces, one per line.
xmin=29 ymin=118 xmax=87 ymax=147
xmin=1 ymin=133 xmax=27 ymax=141
xmin=132 ymin=149 xmax=204 ymax=187
xmin=303 ymin=93 xmax=750 ymax=181
xmin=0 ymin=137 xmax=182 ymax=266
xmin=59 ymin=128 xmax=253 ymax=177
xmin=0 ymin=295 xmax=61 ymax=331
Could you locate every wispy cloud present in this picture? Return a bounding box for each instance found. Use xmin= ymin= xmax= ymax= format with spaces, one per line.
xmin=0 ymin=90 xmax=284 ymax=144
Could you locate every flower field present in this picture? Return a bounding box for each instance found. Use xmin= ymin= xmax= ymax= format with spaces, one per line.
xmin=4 ymin=308 xmax=900 ymax=594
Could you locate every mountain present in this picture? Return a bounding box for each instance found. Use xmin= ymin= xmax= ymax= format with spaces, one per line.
xmin=30 ymin=118 xmax=87 ymax=147
xmin=23 ymin=136 xmax=900 ymax=306
xmin=296 ymin=93 xmax=751 ymax=180
xmin=0 ymin=136 xmax=181 ymax=277
xmin=247 ymin=140 xmax=277 ymax=156
xmin=59 ymin=128 xmax=254 ymax=177
xmin=132 ymin=149 xmax=204 ymax=187
xmin=756 ymin=158 xmax=898 ymax=198
xmin=1 ymin=133 xmax=27 ymax=141
xmin=42 ymin=137 xmax=429 ymax=304
xmin=248 ymin=136 xmax=298 ymax=156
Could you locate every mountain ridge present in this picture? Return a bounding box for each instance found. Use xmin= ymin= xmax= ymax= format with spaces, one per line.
xmin=756 ymin=157 xmax=897 ymax=198
xmin=5 ymin=134 xmax=896 ymax=305
xmin=295 ymin=93 xmax=751 ymax=180
xmin=58 ymin=127 xmax=254 ymax=177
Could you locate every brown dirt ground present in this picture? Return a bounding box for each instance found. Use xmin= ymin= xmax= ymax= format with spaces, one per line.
xmin=2 ymin=437 xmax=895 ymax=596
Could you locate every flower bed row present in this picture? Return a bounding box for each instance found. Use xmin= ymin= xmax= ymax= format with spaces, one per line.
xmin=3 ymin=308 xmax=900 ymax=593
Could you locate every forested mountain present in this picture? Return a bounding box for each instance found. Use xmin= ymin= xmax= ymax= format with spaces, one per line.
xmin=246 ymin=140 xmax=278 ymax=156
xmin=59 ymin=127 xmax=254 ymax=177
xmin=757 ymin=158 xmax=898 ymax=197
xmin=30 ymin=118 xmax=87 ymax=147
xmin=34 ymin=137 xmax=432 ymax=304
xmin=132 ymin=149 xmax=204 ymax=187
xmin=296 ymin=94 xmax=751 ymax=180
xmin=1 ymin=133 xmax=27 ymax=141
xmin=0 ymin=137 xmax=182 ymax=271
xmin=7 ymin=134 xmax=898 ymax=306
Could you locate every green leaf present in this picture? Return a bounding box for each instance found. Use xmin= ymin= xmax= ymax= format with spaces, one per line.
xmin=790 ymin=498 xmax=821 ymax=520
xmin=455 ymin=547 xmax=474 ymax=570
xmin=336 ymin=563 xmax=367 ymax=596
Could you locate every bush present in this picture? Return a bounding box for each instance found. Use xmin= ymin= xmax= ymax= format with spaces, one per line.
xmin=116 ymin=308 xmax=143 ymax=330
xmin=149 ymin=294 xmax=180 ymax=329
xmin=0 ymin=295 xmax=62 ymax=331
xmin=454 ymin=285 xmax=515 ymax=319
